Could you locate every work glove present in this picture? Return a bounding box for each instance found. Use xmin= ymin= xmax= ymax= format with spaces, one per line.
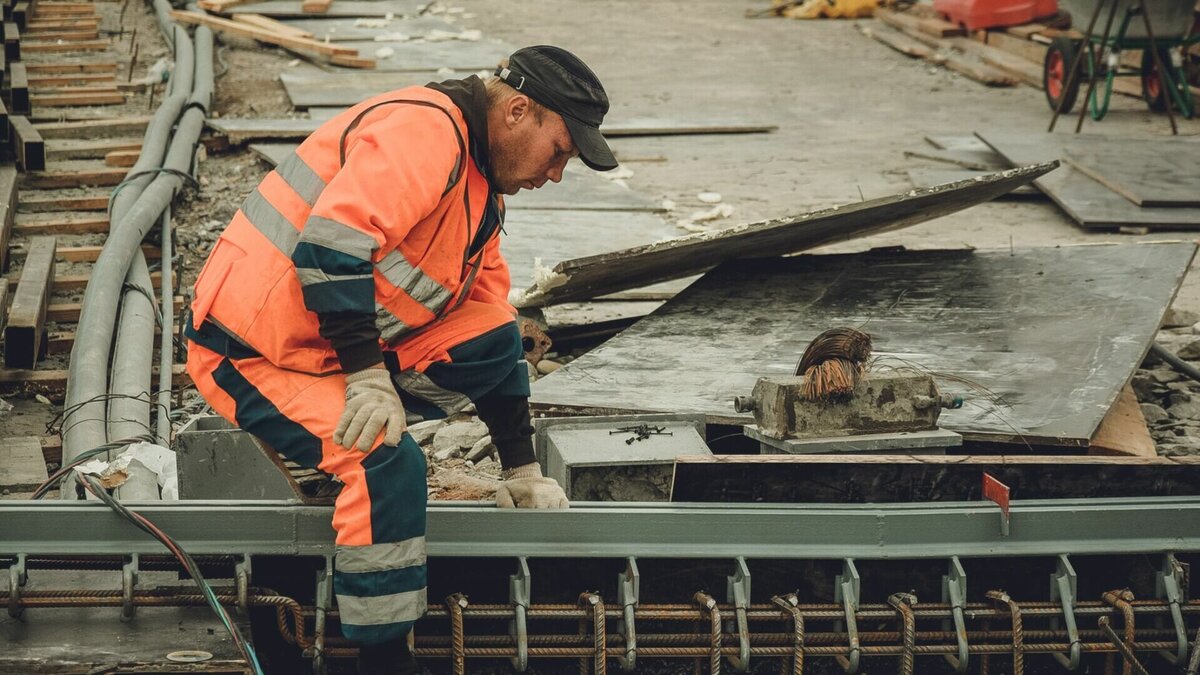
xmin=334 ymin=368 xmax=406 ymax=452
xmin=496 ymin=463 xmax=569 ymax=509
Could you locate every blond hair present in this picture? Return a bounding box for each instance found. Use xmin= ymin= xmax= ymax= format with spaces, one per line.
xmin=486 ymin=57 xmax=546 ymax=120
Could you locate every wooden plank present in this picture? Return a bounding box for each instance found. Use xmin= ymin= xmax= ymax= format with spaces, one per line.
xmin=17 ymin=193 xmax=106 ymax=212
xmin=196 ymin=0 xmax=254 ymax=12
xmin=32 ymin=115 xmax=149 ymax=138
xmin=4 ymin=235 xmax=55 ymax=368
xmin=513 ymin=163 xmax=1056 ymax=307
xmin=11 ymin=2 xmax=28 ymax=27
xmin=875 ymin=8 xmax=1017 ymax=86
xmin=47 ymin=295 xmax=181 ymax=322
xmin=671 ymin=454 xmax=1200 ymax=503
xmin=27 ymin=72 xmax=114 ymax=86
xmin=30 ymin=91 xmax=124 ymax=106
xmin=5 ymin=20 xmax=19 ymax=61
xmin=22 ymin=60 xmax=115 ymax=74
xmin=14 ymin=213 xmax=106 ymax=234
xmin=10 ymin=116 xmax=46 ymax=172
xmin=907 ymin=169 xmax=1038 ymax=196
xmin=1007 ymin=22 xmax=1048 ymax=38
xmin=0 ymin=280 xmax=8 ymax=335
xmin=20 ymin=28 xmax=96 ymax=39
xmin=0 ymin=436 xmax=48 ymax=492
xmin=103 ymin=149 xmax=138 ymax=167
xmin=918 ymin=16 xmax=965 ymax=37
xmin=22 ymin=39 xmax=108 ymax=51
xmin=0 ymin=99 xmax=9 ymax=145
xmin=327 ymin=53 xmax=376 ymax=69
xmin=0 ymin=165 xmax=17 ymax=272
xmin=232 ymin=13 xmax=313 ymax=38
xmin=22 ymin=165 xmax=124 ymax=189
xmin=300 ymin=0 xmax=331 ymax=14
xmin=859 ymin=22 xmax=936 ymax=58
xmin=169 ymin=10 xmax=360 ymax=56
xmin=1089 ymin=384 xmax=1156 ymax=458
xmin=978 ymin=132 xmax=1200 ymax=229
xmin=8 ymin=62 xmax=28 ymax=115
xmin=45 ymin=137 xmax=139 ymax=160
xmin=228 ymin=0 xmax=424 ymax=18
xmin=7 ymin=270 xmax=167 ymax=292
xmin=25 ymin=18 xmax=100 ymax=30
xmin=948 ymin=35 xmax=1042 ymax=87
xmin=903 ymin=147 xmax=1006 ymax=170
xmin=0 ymin=364 xmax=189 ymax=401
xmin=56 ymin=244 xmax=160 ymax=262
xmin=985 ymin=30 xmax=1048 ymax=63
xmin=530 ymin=243 xmax=1195 ymax=446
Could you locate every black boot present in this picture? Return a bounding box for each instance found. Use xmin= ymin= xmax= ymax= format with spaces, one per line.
xmin=356 ymin=635 xmax=418 ymax=675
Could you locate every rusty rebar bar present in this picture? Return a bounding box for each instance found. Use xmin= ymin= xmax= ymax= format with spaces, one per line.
xmin=986 ymin=590 xmax=1024 ymax=675
xmin=1103 ymin=590 xmax=1137 ymax=675
xmin=694 ymin=592 xmax=722 ymax=675
xmin=888 ymin=593 xmax=917 ymax=675
xmin=446 ymin=594 xmax=467 ymax=675
xmin=1099 ymin=617 xmax=1151 ymax=675
xmin=772 ymin=594 xmax=804 ymax=675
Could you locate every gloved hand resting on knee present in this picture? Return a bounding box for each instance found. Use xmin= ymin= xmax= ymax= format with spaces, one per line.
xmin=334 ymin=367 xmax=407 ymax=452
xmin=496 ymin=463 xmax=569 ymax=509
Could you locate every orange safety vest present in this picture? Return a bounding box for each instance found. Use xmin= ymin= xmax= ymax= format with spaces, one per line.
xmin=189 ymin=86 xmax=510 ymax=375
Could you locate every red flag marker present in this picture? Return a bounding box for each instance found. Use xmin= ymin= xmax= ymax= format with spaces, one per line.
xmin=982 ymin=473 xmax=1011 ymax=536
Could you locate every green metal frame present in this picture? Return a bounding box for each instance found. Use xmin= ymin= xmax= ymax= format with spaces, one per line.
xmin=1 ymin=497 xmax=1199 ymax=559
xmin=1082 ymin=7 xmax=1198 ymax=119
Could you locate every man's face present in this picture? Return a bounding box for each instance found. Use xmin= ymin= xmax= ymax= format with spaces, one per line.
xmin=491 ymin=97 xmax=579 ymax=196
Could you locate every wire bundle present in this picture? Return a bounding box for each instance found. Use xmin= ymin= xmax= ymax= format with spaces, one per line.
xmin=795 ymin=327 xmax=873 ymax=402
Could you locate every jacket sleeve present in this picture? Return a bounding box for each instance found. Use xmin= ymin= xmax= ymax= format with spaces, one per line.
xmin=468 ymin=230 xmax=515 ymax=313
xmin=291 ymin=106 xmax=463 ymax=371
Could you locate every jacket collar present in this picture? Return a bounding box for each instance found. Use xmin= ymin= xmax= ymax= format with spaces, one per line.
xmin=426 ymin=75 xmax=492 ymax=183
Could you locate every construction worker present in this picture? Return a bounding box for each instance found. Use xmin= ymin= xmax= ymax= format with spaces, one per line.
xmin=184 ymin=46 xmax=617 ymax=674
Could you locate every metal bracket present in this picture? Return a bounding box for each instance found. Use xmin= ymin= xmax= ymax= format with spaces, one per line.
xmin=1156 ymin=553 xmax=1189 ymax=666
xmin=7 ymin=553 xmax=26 ymax=619
xmin=941 ymin=556 xmax=970 ymax=674
xmin=121 ymin=553 xmax=140 ymax=622
xmin=616 ymin=557 xmax=639 ymax=672
xmin=311 ymin=555 xmax=333 ymax=675
xmin=1049 ymin=554 xmax=1081 ymax=670
xmin=235 ymin=554 xmax=252 ymax=615
xmin=833 ymin=558 xmax=861 ymax=675
xmin=725 ymin=556 xmax=751 ymax=672
xmin=509 ymin=557 xmax=531 ymax=673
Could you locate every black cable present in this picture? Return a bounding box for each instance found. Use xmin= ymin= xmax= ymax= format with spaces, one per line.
xmin=1151 ymin=342 xmax=1200 ymax=384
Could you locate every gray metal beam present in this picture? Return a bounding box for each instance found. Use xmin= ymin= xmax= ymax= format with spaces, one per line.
xmin=1 ymin=498 xmax=1198 ymax=559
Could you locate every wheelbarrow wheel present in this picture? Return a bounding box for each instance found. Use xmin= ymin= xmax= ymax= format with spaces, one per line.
xmin=1044 ymin=37 xmax=1081 ymax=114
xmin=1141 ymin=46 xmax=1189 ymax=115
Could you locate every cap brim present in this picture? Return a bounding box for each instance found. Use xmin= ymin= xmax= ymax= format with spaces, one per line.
xmin=563 ymin=115 xmax=618 ymax=172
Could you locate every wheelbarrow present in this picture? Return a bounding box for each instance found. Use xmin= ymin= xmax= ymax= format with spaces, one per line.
xmin=1042 ymin=0 xmax=1198 ymax=118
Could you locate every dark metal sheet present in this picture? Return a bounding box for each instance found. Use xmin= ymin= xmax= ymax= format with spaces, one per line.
xmin=512 ymin=162 xmax=1057 ymax=307
xmin=977 ymin=131 xmax=1200 ymax=229
xmin=529 ymin=243 xmax=1196 ymax=446
xmin=907 ymin=168 xmax=1039 ymax=195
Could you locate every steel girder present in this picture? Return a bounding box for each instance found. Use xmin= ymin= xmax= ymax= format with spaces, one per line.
xmin=0 ymin=497 xmax=1198 ymax=559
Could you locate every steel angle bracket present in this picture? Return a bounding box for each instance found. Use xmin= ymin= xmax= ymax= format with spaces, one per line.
xmin=1049 ymin=554 xmax=1081 ymax=670
xmin=311 ymin=555 xmax=333 ymax=675
xmin=725 ymin=556 xmax=752 ymax=672
xmin=941 ymin=556 xmax=969 ymax=674
xmin=1156 ymin=553 xmax=1189 ymax=666
xmin=833 ymin=558 xmax=861 ymax=674
xmin=121 ymin=553 xmax=140 ymax=622
xmin=509 ymin=557 xmax=531 ymax=673
xmin=617 ymin=557 xmax=640 ymax=672
xmin=7 ymin=552 xmax=26 ymax=619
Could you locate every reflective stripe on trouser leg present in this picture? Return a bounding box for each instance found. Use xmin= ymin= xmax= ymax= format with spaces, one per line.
xmin=186 ymin=342 xmax=429 ymax=644
xmin=387 ymin=300 xmax=529 ymax=420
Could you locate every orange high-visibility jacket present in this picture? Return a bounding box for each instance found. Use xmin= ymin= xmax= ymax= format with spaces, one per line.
xmin=190 ymin=86 xmax=512 ymax=375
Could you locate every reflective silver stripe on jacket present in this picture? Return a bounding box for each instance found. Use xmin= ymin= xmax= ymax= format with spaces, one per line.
xmin=336 ymin=537 xmax=426 ymax=574
xmin=275 ymin=151 xmax=326 ymax=207
xmin=301 ymin=215 xmax=378 ymax=262
xmin=376 ymin=249 xmax=455 ymax=314
xmin=336 ymin=589 xmax=427 ymax=626
xmin=393 ymin=370 xmax=471 ymax=415
xmin=240 ymin=188 xmax=300 ymax=256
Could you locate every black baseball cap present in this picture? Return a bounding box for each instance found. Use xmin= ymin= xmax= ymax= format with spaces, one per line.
xmin=495 ymin=46 xmax=618 ymax=172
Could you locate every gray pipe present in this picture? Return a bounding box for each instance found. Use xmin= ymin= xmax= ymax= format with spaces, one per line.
xmin=61 ymin=26 xmax=213 ymax=484
xmin=110 ymin=253 xmax=160 ymax=500
xmin=156 ymin=206 xmax=174 ymax=448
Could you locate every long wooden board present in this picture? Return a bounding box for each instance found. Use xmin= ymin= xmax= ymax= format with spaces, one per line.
xmin=0 ymin=437 xmax=48 ymax=491
xmin=10 ymin=116 xmax=45 ymax=172
xmin=5 ymin=235 xmax=55 ymax=368
xmin=169 ymin=10 xmax=360 ymax=56
xmin=33 ymin=116 xmax=150 ymax=139
xmin=8 ymin=63 xmax=29 ymax=115
xmin=978 ymin=132 xmax=1200 ymax=229
xmin=671 ymin=454 xmax=1199 ymax=503
xmin=0 ymin=165 xmax=17 ymax=272
xmin=22 ymin=164 xmax=124 ymax=189
xmin=228 ymin=0 xmax=427 ymax=18
xmin=512 ymin=163 xmax=1056 ymax=307
xmin=530 ymin=243 xmax=1195 ymax=447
